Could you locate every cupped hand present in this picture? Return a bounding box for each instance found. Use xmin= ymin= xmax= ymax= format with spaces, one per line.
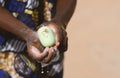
xmin=37 ymin=22 xmax=61 ymax=63
xmin=26 ymin=31 xmax=48 ymax=61
xmin=25 ymin=22 xmax=61 ymax=63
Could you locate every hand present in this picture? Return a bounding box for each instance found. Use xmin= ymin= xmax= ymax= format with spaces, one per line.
xmin=25 ymin=21 xmax=67 ymax=63
xmin=26 ymin=31 xmax=48 ymax=61
xmin=37 ymin=22 xmax=61 ymax=63
xmin=25 ymin=24 xmax=60 ymax=63
xmin=38 ymin=21 xmax=68 ymax=63
xmin=43 ymin=21 xmax=68 ymax=52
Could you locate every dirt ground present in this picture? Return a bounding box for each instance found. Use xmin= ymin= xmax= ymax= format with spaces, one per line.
xmin=64 ymin=0 xmax=120 ymax=78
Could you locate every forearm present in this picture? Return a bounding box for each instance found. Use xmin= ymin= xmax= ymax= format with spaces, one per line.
xmin=0 ymin=7 xmax=34 ymax=40
xmin=52 ymin=0 xmax=77 ymax=29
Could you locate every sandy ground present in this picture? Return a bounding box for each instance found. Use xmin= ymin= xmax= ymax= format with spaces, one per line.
xmin=64 ymin=0 xmax=120 ymax=78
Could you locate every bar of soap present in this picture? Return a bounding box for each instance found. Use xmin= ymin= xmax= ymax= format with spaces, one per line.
xmin=37 ymin=26 xmax=56 ymax=47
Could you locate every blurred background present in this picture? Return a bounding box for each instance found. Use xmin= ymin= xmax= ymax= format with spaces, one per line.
xmin=64 ymin=0 xmax=120 ymax=78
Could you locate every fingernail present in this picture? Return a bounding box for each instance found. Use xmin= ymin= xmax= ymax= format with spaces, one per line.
xmin=44 ymin=47 xmax=49 ymax=52
xmin=56 ymin=42 xmax=60 ymax=47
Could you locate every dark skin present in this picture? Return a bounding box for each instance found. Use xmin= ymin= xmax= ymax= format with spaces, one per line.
xmin=0 ymin=0 xmax=76 ymax=63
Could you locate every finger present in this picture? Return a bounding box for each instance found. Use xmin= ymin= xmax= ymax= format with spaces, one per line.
xmin=42 ymin=47 xmax=55 ymax=63
xmin=33 ymin=39 xmax=44 ymax=52
xmin=28 ymin=45 xmax=48 ymax=60
xmin=54 ymin=42 xmax=60 ymax=50
xmin=55 ymin=42 xmax=60 ymax=47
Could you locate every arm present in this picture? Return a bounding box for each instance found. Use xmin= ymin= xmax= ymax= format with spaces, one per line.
xmin=0 ymin=7 xmax=33 ymax=41
xmin=0 ymin=7 xmax=48 ymax=60
xmin=44 ymin=0 xmax=76 ymax=52
xmin=34 ymin=0 xmax=76 ymax=63
xmin=52 ymin=0 xmax=77 ymax=29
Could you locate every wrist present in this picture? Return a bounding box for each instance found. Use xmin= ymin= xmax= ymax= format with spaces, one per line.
xmin=52 ymin=17 xmax=67 ymax=29
xmin=20 ymin=28 xmax=35 ymax=41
